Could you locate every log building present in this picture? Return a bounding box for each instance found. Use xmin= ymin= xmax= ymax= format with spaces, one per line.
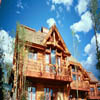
xmin=11 ymin=24 xmax=100 ymax=100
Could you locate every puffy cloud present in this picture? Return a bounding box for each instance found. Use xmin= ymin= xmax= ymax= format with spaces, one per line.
xmin=56 ymin=11 xmax=60 ymax=19
xmin=0 ymin=30 xmax=14 ymax=64
xmin=81 ymin=33 xmax=100 ymax=78
xmin=52 ymin=0 xmax=73 ymax=10
xmin=75 ymin=0 xmax=89 ymax=15
xmin=70 ymin=11 xmax=92 ymax=33
xmin=46 ymin=1 xmax=50 ymax=6
xmin=46 ymin=18 xmax=56 ymax=27
xmin=75 ymin=34 xmax=81 ymax=42
xmin=16 ymin=11 xmax=20 ymax=14
xmin=16 ymin=0 xmax=24 ymax=9
xmin=58 ymin=6 xmax=63 ymax=13
xmin=51 ymin=5 xmax=55 ymax=11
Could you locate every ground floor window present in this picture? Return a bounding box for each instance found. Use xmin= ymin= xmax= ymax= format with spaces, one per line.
xmin=44 ymin=88 xmax=64 ymax=100
xmin=28 ymin=87 xmax=36 ymax=100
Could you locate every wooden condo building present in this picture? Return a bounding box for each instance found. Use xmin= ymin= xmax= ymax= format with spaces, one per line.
xmin=12 ymin=24 xmax=100 ymax=100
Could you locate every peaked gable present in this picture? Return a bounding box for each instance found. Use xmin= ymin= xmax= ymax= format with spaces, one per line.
xmin=42 ymin=25 xmax=71 ymax=55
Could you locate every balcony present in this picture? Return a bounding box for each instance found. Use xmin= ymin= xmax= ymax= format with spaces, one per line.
xmin=88 ymin=91 xmax=100 ymax=99
xmin=71 ymin=81 xmax=90 ymax=91
xmin=23 ymin=60 xmax=72 ymax=82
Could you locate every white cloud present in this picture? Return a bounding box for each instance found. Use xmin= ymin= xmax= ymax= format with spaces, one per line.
xmin=46 ymin=1 xmax=50 ymax=6
xmin=16 ymin=11 xmax=20 ymax=14
xmin=51 ymin=5 xmax=55 ymax=11
xmin=81 ymin=33 xmax=100 ymax=78
xmin=56 ymin=11 xmax=60 ymax=19
xmin=46 ymin=18 xmax=56 ymax=27
xmin=17 ymin=0 xmax=24 ymax=9
xmin=0 ymin=30 xmax=14 ymax=64
xmin=58 ymin=6 xmax=63 ymax=13
xmin=75 ymin=0 xmax=89 ymax=15
xmin=75 ymin=34 xmax=81 ymax=42
xmin=70 ymin=11 xmax=92 ymax=33
xmin=52 ymin=0 xmax=73 ymax=10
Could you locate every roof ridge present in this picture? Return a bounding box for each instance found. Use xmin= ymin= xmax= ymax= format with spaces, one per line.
xmin=20 ymin=24 xmax=36 ymax=32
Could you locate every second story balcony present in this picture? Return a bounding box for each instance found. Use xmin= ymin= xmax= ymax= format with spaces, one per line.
xmin=70 ymin=81 xmax=90 ymax=91
xmin=22 ymin=60 xmax=72 ymax=82
xmin=88 ymin=91 xmax=100 ymax=99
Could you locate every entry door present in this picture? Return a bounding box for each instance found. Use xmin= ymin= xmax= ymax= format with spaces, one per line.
xmin=28 ymin=87 xmax=36 ymax=100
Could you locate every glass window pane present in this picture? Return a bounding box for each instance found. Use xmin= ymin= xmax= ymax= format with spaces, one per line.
xmin=32 ymin=87 xmax=36 ymax=100
xmin=72 ymin=74 xmax=76 ymax=80
xmin=33 ymin=53 xmax=37 ymax=60
xmin=28 ymin=53 xmax=33 ymax=59
xmin=28 ymin=87 xmax=31 ymax=100
xmin=51 ymin=50 xmax=56 ymax=64
xmin=90 ymin=88 xmax=94 ymax=92
xmin=45 ymin=65 xmax=50 ymax=72
xmin=57 ymin=57 xmax=60 ymax=66
xmin=45 ymin=54 xmax=49 ymax=64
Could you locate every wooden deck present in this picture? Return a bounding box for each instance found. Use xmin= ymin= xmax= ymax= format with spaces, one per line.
xmin=88 ymin=91 xmax=100 ymax=99
xmin=22 ymin=60 xmax=72 ymax=82
xmin=71 ymin=81 xmax=90 ymax=91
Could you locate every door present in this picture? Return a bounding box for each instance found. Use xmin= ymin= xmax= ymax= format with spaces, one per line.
xmin=28 ymin=87 xmax=36 ymax=100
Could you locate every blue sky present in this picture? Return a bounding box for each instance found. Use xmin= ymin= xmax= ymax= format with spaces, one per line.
xmin=0 ymin=0 xmax=100 ymax=78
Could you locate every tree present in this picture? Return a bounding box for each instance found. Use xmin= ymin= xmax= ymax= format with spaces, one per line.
xmin=89 ymin=0 xmax=100 ymax=71
xmin=0 ymin=48 xmax=4 ymax=100
xmin=14 ymin=22 xmax=28 ymax=99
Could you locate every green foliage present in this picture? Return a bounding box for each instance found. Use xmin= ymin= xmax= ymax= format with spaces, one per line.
xmin=20 ymin=92 xmax=27 ymax=100
xmin=96 ymin=50 xmax=100 ymax=70
xmin=89 ymin=0 xmax=100 ymax=75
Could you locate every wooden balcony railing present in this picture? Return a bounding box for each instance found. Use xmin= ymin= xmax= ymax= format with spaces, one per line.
xmin=23 ymin=60 xmax=72 ymax=82
xmin=71 ymin=81 xmax=90 ymax=91
xmin=88 ymin=91 xmax=100 ymax=99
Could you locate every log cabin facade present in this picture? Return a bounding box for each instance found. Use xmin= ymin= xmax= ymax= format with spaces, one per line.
xmin=12 ymin=24 xmax=100 ymax=100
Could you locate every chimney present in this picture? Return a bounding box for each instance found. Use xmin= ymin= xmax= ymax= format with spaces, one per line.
xmin=41 ymin=27 xmax=49 ymax=34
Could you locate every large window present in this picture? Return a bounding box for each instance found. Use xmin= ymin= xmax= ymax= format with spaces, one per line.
xmin=44 ymin=88 xmax=53 ymax=100
xmin=57 ymin=56 xmax=60 ymax=67
xmin=45 ymin=54 xmax=50 ymax=64
xmin=90 ymin=88 xmax=94 ymax=92
xmin=51 ymin=49 xmax=56 ymax=64
xmin=28 ymin=51 xmax=37 ymax=60
xmin=28 ymin=87 xmax=36 ymax=100
xmin=45 ymin=54 xmax=50 ymax=72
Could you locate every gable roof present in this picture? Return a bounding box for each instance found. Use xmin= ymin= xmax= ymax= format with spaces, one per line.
xmin=87 ymin=72 xmax=98 ymax=83
xmin=17 ymin=25 xmax=47 ymax=45
xmin=67 ymin=56 xmax=90 ymax=79
xmin=17 ymin=24 xmax=71 ymax=55
xmin=42 ymin=24 xmax=71 ymax=55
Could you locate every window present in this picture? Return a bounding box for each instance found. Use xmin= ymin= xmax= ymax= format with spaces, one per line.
xmin=72 ymin=66 xmax=75 ymax=72
xmin=90 ymin=88 xmax=94 ymax=92
xmin=51 ymin=49 xmax=56 ymax=64
xmin=45 ymin=54 xmax=50 ymax=64
xmin=28 ymin=87 xmax=36 ymax=100
xmin=78 ymin=76 xmax=81 ymax=81
xmin=44 ymin=88 xmax=53 ymax=100
xmin=72 ymin=74 xmax=76 ymax=80
xmin=98 ymin=87 xmax=100 ymax=91
xmin=28 ymin=51 xmax=37 ymax=60
xmin=28 ymin=52 xmax=33 ymax=59
xmin=45 ymin=54 xmax=50 ymax=72
xmin=57 ymin=56 xmax=60 ymax=66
